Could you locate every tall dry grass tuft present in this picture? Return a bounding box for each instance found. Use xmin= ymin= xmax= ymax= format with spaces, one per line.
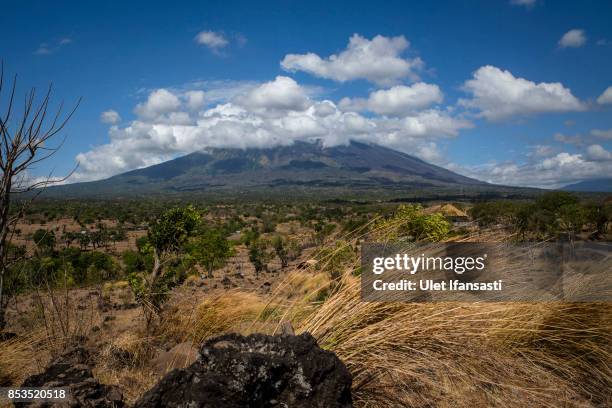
xmin=0 ymin=330 xmax=51 ymax=386
xmin=295 ymin=271 xmax=611 ymax=407
xmin=0 ymin=282 xmax=102 ymax=390
xmin=94 ymin=331 xmax=159 ymax=404
xmin=160 ymin=289 xmax=268 ymax=344
xmin=492 ymin=302 xmax=612 ymax=405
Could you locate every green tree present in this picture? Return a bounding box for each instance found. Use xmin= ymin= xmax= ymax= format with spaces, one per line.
xmin=536 ymin=191 xmax=579 ymax=213
xmin=248 ymin=239 xmax=271 ymax=276
xmin=272 ymin=235 xmax=289 ymax=269
xmin=191 ymin=229 xmax=233 ymax=278
xmin=33 ymin=229 xmax=56 ymax=254
xmin=129 ymin=206 xmax=200 ymax=328
xmin=557 ymin=203 xmax=588 ymax=241
xmin=146 ymin=205 xmax=200 ymax=281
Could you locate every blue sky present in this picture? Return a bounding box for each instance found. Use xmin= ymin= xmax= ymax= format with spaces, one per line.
xmin=1 ymin=0 xmax=611 ymax=188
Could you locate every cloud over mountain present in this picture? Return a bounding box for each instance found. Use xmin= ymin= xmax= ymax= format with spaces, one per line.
xmin=70 ymin=33 xmax=607 ymax=187
xmin=74 ymin=75 xmax=470 ymax=181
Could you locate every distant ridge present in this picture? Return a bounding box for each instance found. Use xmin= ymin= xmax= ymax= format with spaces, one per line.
xmin=562 ymin=178 xmax=612 ymax=193
xmin=44 ymin=141 xmax=533 ymax=199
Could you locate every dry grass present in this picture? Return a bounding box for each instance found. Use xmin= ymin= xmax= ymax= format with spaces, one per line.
xmin=159 ymin=289 xmax=268 ymax=344
xmin=94 ymin=331 xmax=159 ymax=404
xmin=293 ymin=271 xmax=611 ymax=407
xmin=0 ymin=330 xmax=52 ymax=386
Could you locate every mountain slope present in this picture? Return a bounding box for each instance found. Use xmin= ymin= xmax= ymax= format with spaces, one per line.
xmin=562 ymin=178 xmax=612 ymax=193
xmin=46 ymin=141 xmax=506 ymax=198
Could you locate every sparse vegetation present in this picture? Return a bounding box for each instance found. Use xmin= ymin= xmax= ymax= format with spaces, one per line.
xmin=1 ymin=193 xmax=610 ymax=406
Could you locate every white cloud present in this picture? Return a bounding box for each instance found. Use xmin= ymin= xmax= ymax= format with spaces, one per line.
xmin=194 ymin=31 xmax=229 ymax=51
xmin=554 ymin=132 xmax=585 ymax=146
xmin=281 ymin=34 xmax=423 ymax=86
xmin=34 ymin=37 xmax=73 ymax=55
xmin=72 ymin=78 xmax=471 ymax=181
xmin=100 ymin=110 xmax=121 ymax=125
xmin=591 ymin=128 xmax=612 ymax=139
xmin=529 ymin=145 xmax=557 ymax=157
xmin=339 ymin=83 xmax=443 ymax=116
xmin=234 ymin=76 xmax=311 ymax=113
xmin=558 ymin=29 xmax=587 ymax=48
xmin=459 ymin=65 xmax=586 ymax=121
xmin=585 ymin=144 xmax=612 ymax=161
xmin=452 ymin=146 xmax=612 ymax=189
xmin=185 ymin=91 xmax=205 ymax=110
xmin=134 ymin=89 xmax=182 ymax=120
xmin=510 ymin=0 xmax=536 ymax=8
xmin=597 ymin=86 xmax=612 ymax=104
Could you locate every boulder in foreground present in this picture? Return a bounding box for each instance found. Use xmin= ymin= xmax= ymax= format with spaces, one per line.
xmin=134 ymin=332 xmax=353 ymax=408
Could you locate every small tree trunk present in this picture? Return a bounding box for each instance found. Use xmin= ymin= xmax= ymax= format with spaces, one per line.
xmin=0 ymin=271 xmax=6 ymax=330
xmin=149 ymin=248 xmax=162 ymax=283
xmin=0 ymin=181 xmax=10 ymax=331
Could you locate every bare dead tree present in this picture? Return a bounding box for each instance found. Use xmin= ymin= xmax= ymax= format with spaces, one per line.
xmin=0 ymin=62 xmax=80 ymax=329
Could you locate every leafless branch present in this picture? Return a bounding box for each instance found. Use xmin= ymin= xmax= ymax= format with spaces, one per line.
xmin=0 ymin=61 xmax=79 ymax=329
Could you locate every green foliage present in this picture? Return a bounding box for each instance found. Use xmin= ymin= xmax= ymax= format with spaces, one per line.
xmin=127 ymin=272 xmax=146 ymax=302
xmin=470 ymin=192 xmax=611 ymax=240
xmin=374 ymin=204 xmax=450 ymax=242
xmin=408 ymin=212 xmax=451 ymax=241
xmin=312 ymin=221 xmax=336 ymax=244
xmin=240 ymin=227 xmax=260 ymax=247
xmin=58 ymin=248 xmax=119 ymax=284
xmin=557 ymin=203 xmax=588 ymax=238
xmin=248 ymin=239 xmax=272 ymax=275
xmin=536 ymin=191 xmax=579 ymax=212
xmin=190 ymin=229 xmax=233 ymax=277
xmin=130 ymin=205 xmax=201 ymax=328
xmin=469 ymin=201 xmax=526 ymax=227
xmin=585 ymin=201 xmax=612 ymax=236
xmin=342 ymin=216 xmax=369 ymax=233
xmin=316 ymin=240 xmax=355 ymax=279
xmin=272 ymin=235 xmax=289 ymax=268
xmin=147 ymin=205 xmax=200 ymax=254
xmin=32 ymin=229 xmax=55 ymax=253
xmin=122 ymin=250 xmax=149 ymax=274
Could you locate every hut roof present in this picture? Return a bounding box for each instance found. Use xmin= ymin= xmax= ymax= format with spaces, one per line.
xmin=423 ymin=203 xmax=468 ymax=218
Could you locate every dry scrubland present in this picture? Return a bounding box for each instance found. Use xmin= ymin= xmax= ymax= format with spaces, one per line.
xmin=1 ymin=204 xmax=610 ymax=408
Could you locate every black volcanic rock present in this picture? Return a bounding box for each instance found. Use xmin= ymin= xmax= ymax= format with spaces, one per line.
xmin=17 ymin=347 xmax=124 ymax=408
xmin=133 ymin=332 xmax=353 ymax=408
xmin=46 ymin=141 xmax=490 ymax=197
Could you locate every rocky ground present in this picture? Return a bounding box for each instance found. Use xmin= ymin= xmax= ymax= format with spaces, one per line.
xmin=15 ymin=333 xmax=352 ymax=408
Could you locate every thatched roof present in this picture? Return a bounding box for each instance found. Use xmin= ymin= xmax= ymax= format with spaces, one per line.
xmin=423 ymin=203 xmax=468 ymax=218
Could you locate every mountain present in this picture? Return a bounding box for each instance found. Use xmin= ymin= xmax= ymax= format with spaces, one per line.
xmin=562 ymin=178 xmax=612 ymax=193
xmin=45 ymin=141 xmax=521 ymax=199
